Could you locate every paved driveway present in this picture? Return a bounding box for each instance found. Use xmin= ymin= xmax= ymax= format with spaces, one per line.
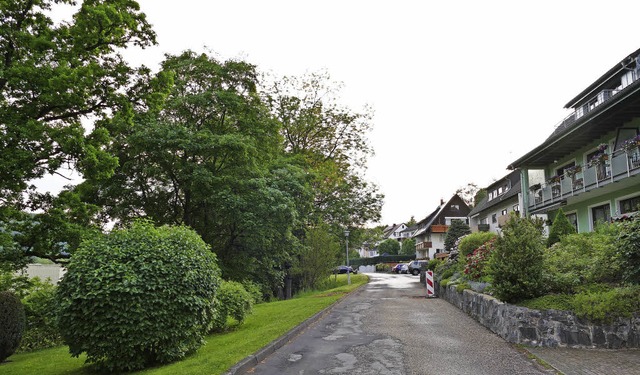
xmin=246 ymin=273 xmax=552 ymax=374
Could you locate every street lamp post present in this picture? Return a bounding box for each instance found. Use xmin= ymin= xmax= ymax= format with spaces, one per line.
xmin=344 ymin=229 xmax=351 ymax=285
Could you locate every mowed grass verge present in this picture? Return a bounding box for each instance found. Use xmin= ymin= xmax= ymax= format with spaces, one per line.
xmin=1 ymin=273 xmax=369 ymax=375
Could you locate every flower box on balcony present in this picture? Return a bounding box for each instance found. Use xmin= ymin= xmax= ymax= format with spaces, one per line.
xmin=430 ymin=224 xmax=448 ymax=233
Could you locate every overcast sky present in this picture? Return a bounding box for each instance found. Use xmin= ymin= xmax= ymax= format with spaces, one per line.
xmin=46 ymin=0 xmax=640 ymax=226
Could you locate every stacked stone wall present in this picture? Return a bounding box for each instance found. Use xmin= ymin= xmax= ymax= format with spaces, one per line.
xmin=436 ymin=282 xmax=640 ymax=348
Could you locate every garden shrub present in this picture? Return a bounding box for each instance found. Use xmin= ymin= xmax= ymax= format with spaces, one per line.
xmin=546 ymin=208 xmax=577 ymax=247
xmin=210 ymin=280 xmax=254 ymax=332
xmin=463 ymin=239 xmax=495 ymax=280
xmin=0 ymin=291 xmax=25 ymax=362
xmin=455 ymin=282 xmax=471 ymax=293
xmin=444 ymin=220 xmax=471 ymax=252
xmin=488 ymin=215 xmax=545 ymax=303
xmin=517 ymin=293 xmax=574 ymax=311
xmin=427 ymin=258 xmax=443 ymax=271
xmin=572 ymin=286 xmax=640 ymax=323
xmin=241 ymin=280 xmax=265 ymax=304
xmin=458 ymin=231 xmax=497 ymax=258
xmin=543 ymin=225 xmax=621 ymax=293
xmin=56 ymin=221 xmax=220 ymax=372
xmin=17 ymin=278 xmax=61 ymax=352
xmin=617 ymin=215 xmax=640 ymax=284
xmin=375 ymin=263 xmax=391 ymax=272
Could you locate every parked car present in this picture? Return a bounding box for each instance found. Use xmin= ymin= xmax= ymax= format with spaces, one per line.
xmin=334 ymin=265 xmax=357 ymax=274
xmin=407 ymin=260 xmax=429 ymax=275
xmin=392 ymin=263 xmax=409 ymax=274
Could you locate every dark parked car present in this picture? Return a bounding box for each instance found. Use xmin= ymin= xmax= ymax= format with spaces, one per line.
xmin=407 ymin=260 xmax=429 ymax=275
xmin=334 ymin=265 xmax=357 ymax=274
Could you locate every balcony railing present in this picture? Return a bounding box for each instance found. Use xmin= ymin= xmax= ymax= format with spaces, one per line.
xmin=430 ymin=224 xmax=448 ymax=233
xmin=415 ymin=241 xmax=432 ymax=250
xmin=528 ymin=148 xmax=640 ymax=211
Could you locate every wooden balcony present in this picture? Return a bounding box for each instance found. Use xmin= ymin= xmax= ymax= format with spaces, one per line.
xmin=430 ymin=224 xmax=449 ymax=233
xmin=415 ymin=241 xmax=432 ymax=250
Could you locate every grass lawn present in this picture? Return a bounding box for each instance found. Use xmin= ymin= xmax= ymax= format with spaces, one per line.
xmin=1 ymin=273 xmax=368 ymax=375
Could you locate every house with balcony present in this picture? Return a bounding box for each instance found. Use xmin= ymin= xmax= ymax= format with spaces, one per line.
xmin=382 ymin=223 xmax=409 ymax=243
xmin=508 ymin=47 xmax=640 ymax=232
xmin=468 ymin=170 xmax=522 ymax=234
xmin=412 ymin=195 xmax=471 ymax=259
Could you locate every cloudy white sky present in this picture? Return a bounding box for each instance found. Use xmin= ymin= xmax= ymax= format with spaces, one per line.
xmin=46 ymin=0 xmax=640 ymax=226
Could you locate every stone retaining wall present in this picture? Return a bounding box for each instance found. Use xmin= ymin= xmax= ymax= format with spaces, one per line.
xmin=436 ymin=282 xmax=640 ymax=348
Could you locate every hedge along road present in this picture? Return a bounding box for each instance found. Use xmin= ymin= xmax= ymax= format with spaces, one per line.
xmin=244 ymin=272 xmax=553 ymax=375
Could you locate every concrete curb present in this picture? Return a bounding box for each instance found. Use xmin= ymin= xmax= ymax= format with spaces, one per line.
xmin=223 ymin=281 xmax=368 ymax=375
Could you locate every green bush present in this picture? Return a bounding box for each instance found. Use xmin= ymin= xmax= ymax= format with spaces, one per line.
xmin=455 ymin=282 xmax=471 ymax=293
xmin=547 ymin=208 xmax=577 ymax=247
xmin=543 ymin=225 xmax=621 ymax=293
xmin=427 ymin=258 xmax=443 ymax=271
xmin=463 ymin=239 xmax=495 ymax=280
xmin=444 ymin=219 xmax=471 ymax=252
xmin=241 ymin=280 xmax=266 ymax=304
xmin=517 ymin=293 xmax=574 ymax=311
xmin=375 ymin=263 xmax=391 ymax=272
xmin=488 ymin=215 xmax=545 ymax=303
xmin=0 ymin=291 xmax=25 ymax=362
xmin=617 ymin=216 xmax=640 ymax=284
xmin=56 ymin=221 xmax=221 ymax=372
xmin=458 ymin=232 xmax=497 ymax=258
xmin=18 ymin=278 xmax=61 ymax=352
xmin=211 ymin=280 xmax=254 ymax=332
xmin=572 ymin=286 xmax=640 ymax=323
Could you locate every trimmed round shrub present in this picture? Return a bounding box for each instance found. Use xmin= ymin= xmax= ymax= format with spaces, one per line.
xmin=458 ymin=232 xmax=497 ymax=258
xmin=0 ymin=291 xmax=25 ymax=362
xmin=211 ymin=280 xmax=253 ymax=332
xmin=488 ymin=216 xmax=545 ymax=303
xmin=56 ymin=222 xmax=220 ymax=372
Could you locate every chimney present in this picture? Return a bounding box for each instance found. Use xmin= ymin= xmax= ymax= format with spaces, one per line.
xmin=440 ymin=198 xmax=445 ymax=206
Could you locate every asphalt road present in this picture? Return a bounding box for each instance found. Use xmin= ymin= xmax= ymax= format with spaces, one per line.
xmin=245 ymin=273 xmax=554 ymax=374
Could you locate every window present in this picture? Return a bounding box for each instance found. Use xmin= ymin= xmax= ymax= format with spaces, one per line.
xmin=556 ymin=162 xmax=575 ymax=178
xmin=620 ymin=196 xmax=640 ymax=214
xmin=591 ymin=204 xmax=611 ymax=229
xmin=566 ymin=213 xmax=578 ymax=232
xmin=513 ymin=204 xmax=520 ymax=212
xmin=451 ymin=204 xmax=459 ymax=210
xmin=491 ymin=214 xmax=497 ymax=223
xmin=498 ymin=187 xmax=503 ymax=195
xmin=501 ymin=209 xmax=508 ymax=216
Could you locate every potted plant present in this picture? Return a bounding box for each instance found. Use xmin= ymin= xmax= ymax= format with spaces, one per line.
xmin=547 ymin=175 xmax=561 ymax=185
xmin=564 ymin=164 xmax=582 ymax=178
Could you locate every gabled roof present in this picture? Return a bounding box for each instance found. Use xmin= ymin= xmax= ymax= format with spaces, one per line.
xmin=468 ymin=170 xmax=521 ymax=217
xmin=508 ymin=47 xmax=640 ymax=169
xmin=413 ymin=194 xmax=471 ymax=237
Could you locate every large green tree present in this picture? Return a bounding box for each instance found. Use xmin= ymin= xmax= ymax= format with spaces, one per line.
xmin=0 ymin=0 xmax=156 ymax=266
xmin=264 ymin=71 xmax=383 ymax=227
xmin=83 ymin=51 xmax=308 ymax=294
xmin=0 ymin=0 xmax=156 ymax=205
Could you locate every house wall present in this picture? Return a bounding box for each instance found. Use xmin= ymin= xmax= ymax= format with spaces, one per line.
xmin=548 ymin=184 xmax=640 ymax=233
xmin=533 ymin=119 xmax=640 ymax=233
xmin=470 ymin=197 xmax=520 ymax=234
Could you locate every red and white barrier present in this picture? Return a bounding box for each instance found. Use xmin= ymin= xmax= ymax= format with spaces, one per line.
xmin=426 ymin=270 xmax=435 ymax=297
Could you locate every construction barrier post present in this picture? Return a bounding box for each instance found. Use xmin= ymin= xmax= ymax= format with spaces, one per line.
xmin=426 ymin=270 xmax=435 ymax=298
